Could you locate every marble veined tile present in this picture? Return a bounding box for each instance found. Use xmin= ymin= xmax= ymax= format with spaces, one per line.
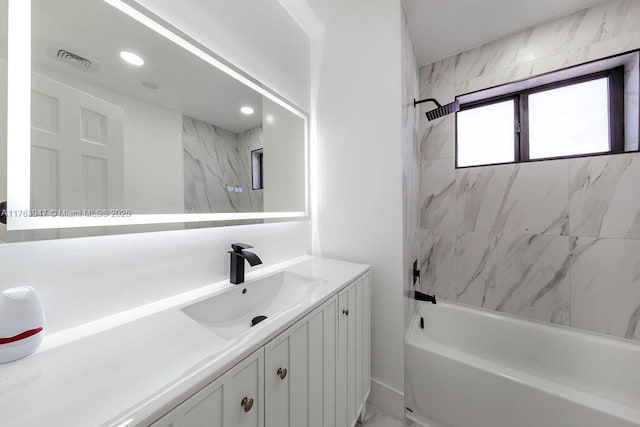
xmin=586 ymin=30 xmax=640 ymax=62
xmin=454 ymin=37 xmax=510 ymax=83
xmin=455 ymin=62 xmax=535 ymax=95
xmin=625 ymin=50 xmax=639 ymax=151
xmin=456 ymin=161 xmax=569 ymax=236
xmin=453 ymin=231 xmax=492 ymax=306
xmin=419 ymin=229 xmax=455 ymax=300
xmin=420 ymin=57 xmax=455 ymax=87
xmin=420 ymin=113 xmax=454 ymax=161
xmin=183 ymin=116 xmax=263 ymax=213
xmin=569 ymin=153 xmax=640 ymax=239
xmin=452 ymin=0 xmax=639 ymax=84
xmin=570 ymin=237 xmax=640 ymax=340
xmin=456 ymin=45 xmax=593 ymax=95
xmin=419 ymin=159 xmax=455 ymax=230
xmin=597 ymin=0 xmax=640 ymax=42
xmin=456 ymin=231 xmax=571 ymax=324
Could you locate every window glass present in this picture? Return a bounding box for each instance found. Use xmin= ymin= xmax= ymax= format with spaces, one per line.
xmin=457 ymin=100 xmax=515 ymax=167
xmin=529 ymin=78 xmax=610 ymax=159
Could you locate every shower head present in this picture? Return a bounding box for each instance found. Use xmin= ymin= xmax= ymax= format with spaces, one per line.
xmin=413 ymin=98 xmax=460 ymax=121
xmin=426 ymin=100 xmax=459 ymax=121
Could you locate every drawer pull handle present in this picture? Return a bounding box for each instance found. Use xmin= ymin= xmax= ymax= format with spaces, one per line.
xmin=241 ymin=397 xmax=254 ymax=412
xmin=343 ymin=309 xmax=350 ymax=316
xmin=277 ymin=367 xmax=288 ymax=379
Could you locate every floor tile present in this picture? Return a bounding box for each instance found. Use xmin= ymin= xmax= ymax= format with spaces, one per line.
xmin=358 ymin=404 xmax=418 ymax=427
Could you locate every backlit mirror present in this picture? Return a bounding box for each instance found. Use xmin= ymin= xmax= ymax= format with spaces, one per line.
xmin=0 ymin=0 xmax=309 ymax=241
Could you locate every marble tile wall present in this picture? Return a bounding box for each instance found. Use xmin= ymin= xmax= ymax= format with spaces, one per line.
xmin=402 ymin=7 xmax=420 ymax=332
xmin=417 ymin=0 xmax=640 ymax=341
xmin=183 ymin=116 xmax=263 ymax=213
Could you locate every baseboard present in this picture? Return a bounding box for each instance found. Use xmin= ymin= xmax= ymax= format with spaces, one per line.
xmin=367 ymin=377 xmax=404 ymax=419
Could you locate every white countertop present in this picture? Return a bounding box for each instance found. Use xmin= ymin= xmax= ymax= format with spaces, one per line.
xmin=0 ymin=256 xmax=369 ymax=427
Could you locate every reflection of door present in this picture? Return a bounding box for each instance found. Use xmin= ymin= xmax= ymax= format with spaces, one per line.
xmin=30 ymin=73 xmax=124 ymax=214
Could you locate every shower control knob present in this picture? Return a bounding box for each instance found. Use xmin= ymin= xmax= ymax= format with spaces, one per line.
xmin=277 ymin=367 xmax=288 ymax=379
xmin=241 ymin=397 xmax=254 ymax=412
xmin=343 ymin=309 xmax=350 ymax=316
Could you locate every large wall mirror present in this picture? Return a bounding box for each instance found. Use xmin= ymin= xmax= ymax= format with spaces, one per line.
xmin=0 ymin=0 xmax=309 ymax=241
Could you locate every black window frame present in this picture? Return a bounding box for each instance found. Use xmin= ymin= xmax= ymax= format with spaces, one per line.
xmin=455 ymin=65 xmax=626 ymax=168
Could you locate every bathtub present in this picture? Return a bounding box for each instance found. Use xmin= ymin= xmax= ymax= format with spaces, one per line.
xmin=405 ymin=301 xmax=640 ymax=427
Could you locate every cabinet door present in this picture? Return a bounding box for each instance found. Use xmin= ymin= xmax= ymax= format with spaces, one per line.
xmin=223 ymin=349 xmax=264 ymax=427
xmin=265 ymin=297 xmax=337 ymax=427
xmin=337 ymin=274 xmax=369 ymax=427
xmin=346 ymin=281 xmax=357 ymax=424
xmin=363 ymin=273 xmax=371 ymax=401
xmin=337 ymin=280 xmax=357 ymax=427
xmin=265 ymin=332 xmax=290 ymax=427
xmin=310 ymin=298 xmax=337 ymax=427
xmin=151 ymin=374 xmax=224 ymax=427
xmin=179 ymin=380 xmax=224 ymax=427
xmin=153 ymin=349 xmax=263 ymax=427
xmin=353 ymin=276 xmax=368 ymax=416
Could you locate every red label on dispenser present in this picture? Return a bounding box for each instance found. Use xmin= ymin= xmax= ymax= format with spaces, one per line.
xmin=0 ymin=327 xmax=43 ymax=345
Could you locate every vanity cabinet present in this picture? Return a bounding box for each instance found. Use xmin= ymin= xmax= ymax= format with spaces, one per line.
xmin=152 ymin=272 xmax=370 ymax=427
xmin=152 ymin=349 xmax=264 ymax=427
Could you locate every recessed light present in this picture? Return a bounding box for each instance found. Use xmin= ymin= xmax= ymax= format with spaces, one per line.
xmin=240 ymin=106 xmax=254 ymax=115
xmin=265 ymin=114 xmax=275 ymax=124
xmin=120 ymin=51 xmax=144 ymax=66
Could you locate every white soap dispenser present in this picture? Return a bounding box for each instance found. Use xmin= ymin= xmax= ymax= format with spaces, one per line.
xmin=0 ymin=286 xmax=45 ymax=363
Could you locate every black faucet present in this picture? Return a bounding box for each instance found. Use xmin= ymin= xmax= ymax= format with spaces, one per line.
xmin=415 ymin=290 xmax=436 ymax=304
xmin=228 ymin=243 xmax=263 ymax=284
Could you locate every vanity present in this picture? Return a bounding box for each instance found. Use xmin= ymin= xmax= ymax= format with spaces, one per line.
xmin=0 ymin=256 xmax=370 ymax=426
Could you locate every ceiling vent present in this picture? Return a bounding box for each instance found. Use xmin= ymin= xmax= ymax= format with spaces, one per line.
xmin=47 ymin=42 xmax=100 ymax=73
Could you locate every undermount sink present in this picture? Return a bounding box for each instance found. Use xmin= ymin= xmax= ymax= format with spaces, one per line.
xmin=181 ymin=271 xmax=323 ymax=340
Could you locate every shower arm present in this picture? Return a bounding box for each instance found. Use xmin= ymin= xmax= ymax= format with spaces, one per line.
xmin=413 ymin=98 xmax=443 ymax=109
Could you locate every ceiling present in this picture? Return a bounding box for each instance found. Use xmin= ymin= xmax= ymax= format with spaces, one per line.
xmin=403 ymin=0 xmax=611 ymax=66
xmin=28 ymin=0 xmax=263 ymax=134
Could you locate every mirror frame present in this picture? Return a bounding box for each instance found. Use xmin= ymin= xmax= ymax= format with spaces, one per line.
xmin=5 ymin=0 xmax=309 ymax=231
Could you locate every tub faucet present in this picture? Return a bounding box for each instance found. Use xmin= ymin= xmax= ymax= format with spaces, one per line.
xmin=229 ymin=243 xmax=262 ymax=284
xmin=415 ymin=290 xmax=436 ymax=304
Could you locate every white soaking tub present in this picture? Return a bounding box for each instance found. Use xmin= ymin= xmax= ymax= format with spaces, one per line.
xmin=405 ymin=300 xmax=640 ymax=427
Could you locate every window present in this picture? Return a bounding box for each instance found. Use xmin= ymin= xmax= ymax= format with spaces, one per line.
xmin=457 ymin=99 xmax=516 ymax=167
xmin=454 ymin=51 xmax=636 ymax=168
xmin=528 ymin=78 xmax=610 ymax=159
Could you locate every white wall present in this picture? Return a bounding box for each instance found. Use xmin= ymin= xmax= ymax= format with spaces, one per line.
xmin=134 ymin=0 xmax=311 ymax=112
xmin=304 ymin=0 xmax=406 ymax=417
xmin=0 ymin=1 xmax=311 ymax=332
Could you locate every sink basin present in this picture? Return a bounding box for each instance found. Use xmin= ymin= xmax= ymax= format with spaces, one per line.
xmin=181 ymin=271 xmax=323 ymax=340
